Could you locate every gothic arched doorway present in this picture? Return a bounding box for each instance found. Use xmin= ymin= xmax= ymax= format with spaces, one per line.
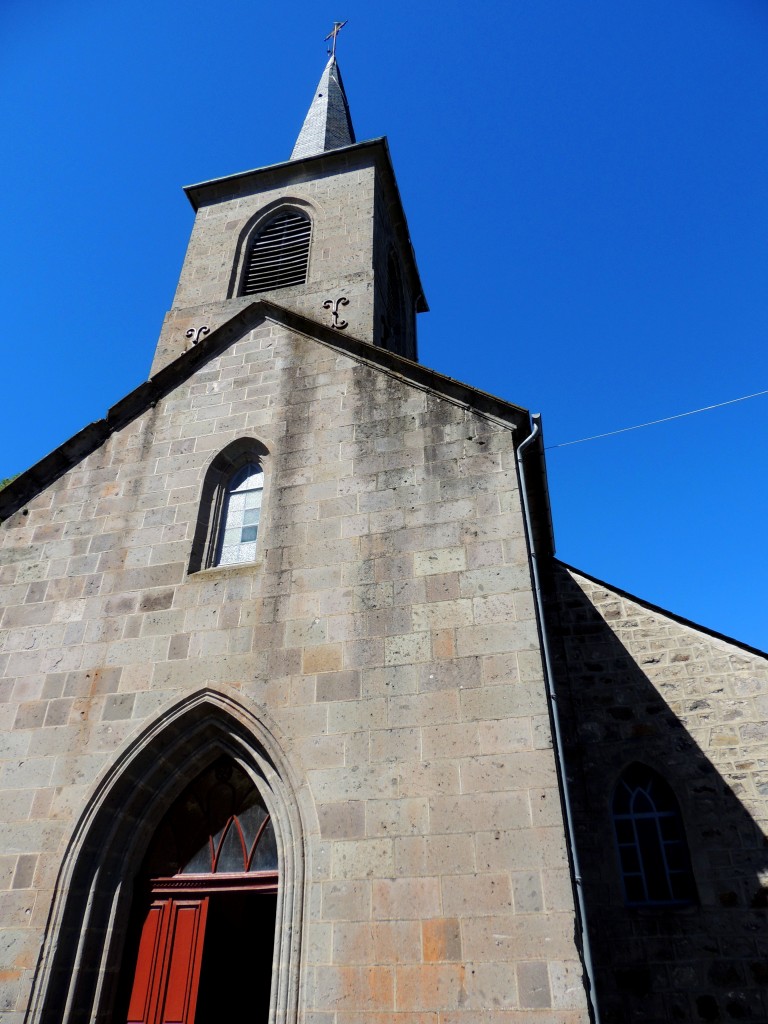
xmin=119 ymin=755 xmax=279 ymax=1024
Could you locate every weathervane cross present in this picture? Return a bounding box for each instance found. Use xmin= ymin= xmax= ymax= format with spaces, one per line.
xmin=325 ymin=20 xmax=348 ymax=57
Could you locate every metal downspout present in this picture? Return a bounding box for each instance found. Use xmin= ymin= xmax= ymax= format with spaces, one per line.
xmin=516 ymin=413 xmax=601 ymax=1024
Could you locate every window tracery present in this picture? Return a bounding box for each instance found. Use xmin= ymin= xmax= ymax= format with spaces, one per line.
xmin=613 ymin=764 xmax=697 ymax=906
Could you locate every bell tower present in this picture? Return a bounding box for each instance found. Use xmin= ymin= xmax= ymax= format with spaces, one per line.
xmin=151 ymin=52 xmax=427 ymax=375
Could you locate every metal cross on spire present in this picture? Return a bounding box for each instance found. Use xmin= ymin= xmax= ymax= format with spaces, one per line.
xmin=325 ymin=20 xmax=348 ymax=58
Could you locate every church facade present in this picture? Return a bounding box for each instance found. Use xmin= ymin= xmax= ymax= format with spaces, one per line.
xmin=1 ymin=55 xmax=767 ymax=1024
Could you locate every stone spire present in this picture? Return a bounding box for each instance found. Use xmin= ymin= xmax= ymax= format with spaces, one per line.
xmin=290 ymin=55 xmax=356 ymax=160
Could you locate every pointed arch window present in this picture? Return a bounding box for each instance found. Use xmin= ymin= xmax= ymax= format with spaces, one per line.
xmin=143 ymin=756 xmax=278 ymax=881
xmin=242 ymin=210 xmax=311 ymax=294
xmin=26 ymin=697 xmax=304 ymax=1024
xmin=215 ymin=463 xmax=264 ymax=567
xmin=613 ymin=764 xmax=697 ymax=907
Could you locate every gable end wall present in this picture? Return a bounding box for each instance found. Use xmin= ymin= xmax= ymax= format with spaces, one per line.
xmin=0 ymin=326 xmax=589 ymax=1022
xmin=549 ymin=563 xmax=768 ymax=1022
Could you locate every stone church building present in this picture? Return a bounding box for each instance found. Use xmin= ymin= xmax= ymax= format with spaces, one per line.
xmin=1 ymin=55 xmax=767 ymax=1024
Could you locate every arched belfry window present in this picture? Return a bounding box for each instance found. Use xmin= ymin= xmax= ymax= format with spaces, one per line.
xmin=241 ymin=209 xmax=311 ymax=295
xmin=188 ymin=439 xmax=269 ymax=573
xmin=613 ymin=764 xmax=697 ymax=906
xmin=121 ymin=756 xmax=279 ymax=1024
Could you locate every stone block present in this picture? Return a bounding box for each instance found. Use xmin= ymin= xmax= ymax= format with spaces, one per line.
xmin=384 ymin=632 xmax=431 ymax=667
xmin=369 ymin=727 xmax=420 ymax=762
xmin=315 ymin=671 xmax=361 ymax=702
xmin=312 ymin=965 xmax=394 ymax=1011
xmin=476 ymin=827 xmax=567 ymax=872
xmin=388 ymin=691 xmax=459 ymax=728
xmin=395 ymin=964 xmax=465 ymax=1012
xmin=441 ymin=873 xmax=512 ymax=917
xmin=517 ymin=961 xmax=552 ymax=1009
xmin=372 ymin=877 xmax=441 ymax=920
xmin=414 ymin=548 xmax=467 ymax=577
xmin=462 ymin=914 xmax=579 ymax=962
xmin=549 ymin=960 xmax=588 ymax=1010
xmin=366 ymin=798 xmax=429 ymax=837
xmin=422 ymin=918 xmax=462 ymax=962
xmin=512 ymin=871 xmax=544 ymax=913
xmin=317 ymin=801 xmax=365 ymax=840
xmin=321 ymin=880 xmax=371 ymax=921
xmin=457 ymin=621 xmax=538 ymax=658
xmin=332 ymin=839 xmax=394 ymax=880
xmin=421 ymin=722 xmax=480 ymax=761
xmin=430 ymin=792 xmax=531 ymax=835
xmin=461 ymin=751 xmax=558 ymax=794
xmin=303 ymin=644 xmax=343 ymax=674
xmin=412 ymin=600 xmax=472 ymax=631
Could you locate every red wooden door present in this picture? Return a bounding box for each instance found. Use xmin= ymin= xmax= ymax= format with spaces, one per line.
xmin=127 ymin=897 xmax=208 ymax=1024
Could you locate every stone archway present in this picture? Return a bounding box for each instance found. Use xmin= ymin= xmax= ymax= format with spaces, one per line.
xmin=25 ymin=690 xmax=304 ymax=1024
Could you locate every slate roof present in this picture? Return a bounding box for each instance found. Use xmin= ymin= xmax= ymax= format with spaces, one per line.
xmin=290 ymin=56 xmax=356 ymax=160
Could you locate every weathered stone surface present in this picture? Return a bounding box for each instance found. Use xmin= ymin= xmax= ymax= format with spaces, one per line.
xmin=0 ymin=319 xmax=587 ymax=1020
xmin=550 ymin=564 xmax=768 ymax=1022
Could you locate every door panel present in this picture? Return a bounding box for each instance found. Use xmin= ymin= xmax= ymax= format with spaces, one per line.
xmin=126 ymin=898 xmax=208 ymax=1024
xmin=159 ymin=901 xmax=208 ymax=1024
xmin=127 ymin=901 xmax=171 ymax=1024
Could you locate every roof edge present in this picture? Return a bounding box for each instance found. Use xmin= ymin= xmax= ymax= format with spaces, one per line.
xmin=183 ymin=138 xmax=387 ymax=209
xmin=556 ymin=559 xmax=768 ymax=660
xmin=183 ymin=136 xmax=428 ymax=314
xmin=0 ymin=302 xmax=529 ymax=523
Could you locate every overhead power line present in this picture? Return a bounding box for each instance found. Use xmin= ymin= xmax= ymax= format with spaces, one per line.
xmin=547 ymin=388 xmax=768 ymax=450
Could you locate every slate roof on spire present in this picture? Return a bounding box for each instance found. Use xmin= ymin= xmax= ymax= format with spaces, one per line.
xmin=291 ymin=55 xmax=356 ymax=160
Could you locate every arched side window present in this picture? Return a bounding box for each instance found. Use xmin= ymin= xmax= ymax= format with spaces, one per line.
xmin=612 ymin=764 xmax=697 ymax=907
xmin=241 ymin=209 xmax=311 ymax=295
xmin=189 ymin=439 xmax=269 ymax=573
xmin=216 ymin=463 xmax=264 ymax=566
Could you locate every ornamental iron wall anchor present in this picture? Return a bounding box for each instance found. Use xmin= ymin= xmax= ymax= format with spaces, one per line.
xmin=185 ymin=325 xmax=210 ymax=346
xmin=323 ymin=297 xmax=349 ymax=330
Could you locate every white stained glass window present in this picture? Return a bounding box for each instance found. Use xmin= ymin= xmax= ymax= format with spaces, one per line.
xmin=216 ymin=464 xmax=264 ymax=566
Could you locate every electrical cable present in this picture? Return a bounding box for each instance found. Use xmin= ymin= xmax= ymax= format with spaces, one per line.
xmin=547 ymin=388 xmax=768 ymax=450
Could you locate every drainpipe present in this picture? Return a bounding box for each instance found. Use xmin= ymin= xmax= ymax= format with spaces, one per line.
xmin=516 ymin=413 xmax=601 ymax=1024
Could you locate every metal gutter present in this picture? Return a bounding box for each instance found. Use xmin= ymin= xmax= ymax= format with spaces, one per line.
xmin=516 ymin=412 xmax=600 ymax=1024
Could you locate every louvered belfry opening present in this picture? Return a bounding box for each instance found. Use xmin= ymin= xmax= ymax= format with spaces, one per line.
xmin=242 ymin=210 xmax=311 ymax=294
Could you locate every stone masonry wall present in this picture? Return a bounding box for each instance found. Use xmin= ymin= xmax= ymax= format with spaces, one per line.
xmin=0 ymin=323 xmax=590 ymax=1022
xmin=372 ymin=176 xmax=417 ymax=360
xmin=548 ymin=563 xmax=768 ymax=1024
xmin=152 ymin=157 xmax=379 ymax=374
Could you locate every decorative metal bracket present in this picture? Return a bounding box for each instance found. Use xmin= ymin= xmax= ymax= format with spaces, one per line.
xmin=323 ymin=297 xmax=349 ymax=330
xmin=185 ymin=325 xmax=210 ymax=346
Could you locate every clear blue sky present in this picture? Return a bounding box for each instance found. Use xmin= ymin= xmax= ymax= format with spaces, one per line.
xmin=3 ymin=1 xmax=767 ymax=649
